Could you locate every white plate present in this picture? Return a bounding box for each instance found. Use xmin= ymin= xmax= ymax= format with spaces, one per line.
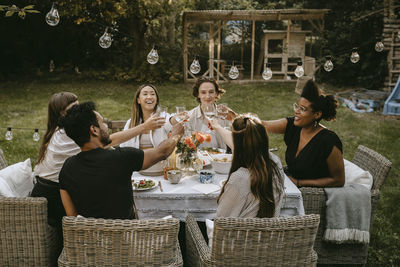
xmin=132 ymin=179 xmax=158 ymax=191
xmin=219 ymin=179 xmax=227 ymax=187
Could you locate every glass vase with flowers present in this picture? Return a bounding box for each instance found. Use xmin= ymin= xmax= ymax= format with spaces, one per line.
xmin=176 ymin=132 xmax=211 ymax=173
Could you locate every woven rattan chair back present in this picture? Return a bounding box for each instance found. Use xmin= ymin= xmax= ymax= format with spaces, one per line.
xmin=353 ymin=145 xmax=392 ymax=191
xmin=58 ymin=216 xmax=183 ymax=267
xmin=0 ymin=197 xmax=59 ymax=267
xmin=0 ymin=148 xmax=7 ymax=170
xmin=210 ymin=214 xmax=320 ymax=267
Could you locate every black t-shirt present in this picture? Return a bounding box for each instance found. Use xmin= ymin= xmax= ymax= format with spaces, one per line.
xmin=59 ymin=147 xmax=144 ymax=219
xmin=284 ymin=117 xmax=342 ymax=180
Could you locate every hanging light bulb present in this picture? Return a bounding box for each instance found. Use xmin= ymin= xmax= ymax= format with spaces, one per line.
xmin=33 ymin=129 xmax=40 ymax=142
xmin=294 ymin=61 xmax=304 ymax=78
xmin=190 ymin=55 xmax=201 ymax=74
xmin=147 ymin=45 xmax=159 ymax=64
xmin=375 ymin=41 xmax=384 ymax=52
xmin=228 ymin=62 xmax=240 ymax=80
xmin=324 ymin=56 xmax=334 ymax=72
xmin=45 ymin=2 xmax=60 ymax=26
xmin=350 ymin=47 xmax=360 ymax=63
xmin=5 ymin=127 xmax=13 ymax=141
xmin=98 ymin=27 xmax=113 ymax=49
xmin=262 ymin=63 xmax=273 ymax=80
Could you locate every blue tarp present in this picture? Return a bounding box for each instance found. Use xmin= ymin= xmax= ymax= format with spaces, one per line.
xmin=383 ymin=75 xmax=400 ymax=115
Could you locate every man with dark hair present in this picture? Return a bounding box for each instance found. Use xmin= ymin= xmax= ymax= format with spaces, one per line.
xmin=59 ymin=102 xmax=184 ymax=219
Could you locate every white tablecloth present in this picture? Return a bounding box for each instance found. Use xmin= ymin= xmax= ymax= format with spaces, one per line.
xmin=132 ymin=169 xmax=304 ymax=221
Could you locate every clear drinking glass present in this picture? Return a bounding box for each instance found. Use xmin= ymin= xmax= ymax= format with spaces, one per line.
xmin=217 ymin=103 xmax=229 ymax=120
xmin=202 ymin=103 xmax=217 ymax=133
xmin=156 ymin=105 xmax=168 ymax=121
xmin=175 ymin=106 xmax=188 ymax=123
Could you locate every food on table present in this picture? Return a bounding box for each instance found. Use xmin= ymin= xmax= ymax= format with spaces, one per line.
xmin=214 ymin=157 xmax=231 ymax=162
xmin=201 ymin=147 xmax=223 ymax=154
xmin=133 ymin=179 xmax=155 ymax=189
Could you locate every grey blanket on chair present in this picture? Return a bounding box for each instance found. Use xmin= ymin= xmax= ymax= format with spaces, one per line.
xmin=323 ymin=183 xmax=371 ymax=244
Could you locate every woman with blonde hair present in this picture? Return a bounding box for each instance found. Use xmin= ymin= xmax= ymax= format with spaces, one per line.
xmin=216 ymin=114 xmax=284 ymax=218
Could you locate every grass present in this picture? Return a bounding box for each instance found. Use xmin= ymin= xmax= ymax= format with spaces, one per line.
xmin=0 ymin=78 xmax=399 ymax=265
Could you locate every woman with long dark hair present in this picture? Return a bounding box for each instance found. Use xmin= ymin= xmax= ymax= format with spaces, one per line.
xmin=120 ymin=84 xmax=172 ymax=175
xmin=216 ymin=115 xmax=284 ymax=218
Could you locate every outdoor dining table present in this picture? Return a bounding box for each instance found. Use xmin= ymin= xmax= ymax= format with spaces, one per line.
xmin=132 ymin=168 xmax=305 ymax=221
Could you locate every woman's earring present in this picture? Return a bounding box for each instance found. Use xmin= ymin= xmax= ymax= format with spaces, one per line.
xmin=314 ymin=120 xmax=318 ymax=127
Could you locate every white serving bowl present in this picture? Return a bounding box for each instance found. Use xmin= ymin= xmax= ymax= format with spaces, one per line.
xmin=211 ymin=154 xmax=232 ymax=174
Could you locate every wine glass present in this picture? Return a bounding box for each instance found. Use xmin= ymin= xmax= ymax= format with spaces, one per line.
xmin=175 ymin=106 xmax=188 ymax=123
xmin=202 ymin=103 xmax=217 ymax=133
xmin=217 ymin=103 xmax=229 ymax=120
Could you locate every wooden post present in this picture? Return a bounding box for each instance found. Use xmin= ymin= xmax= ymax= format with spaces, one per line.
xmin=251 ymin=19 xmax=255 ymax=80
xmin=183 ymin=17 xmax=188 ymax=83
xmin=217 ymin=21 xmax=221 ymax=82
xmin=209 ymin=24 xmax=215 ymax=78
xmin=285 ymin=20 xmax=291 ymax=80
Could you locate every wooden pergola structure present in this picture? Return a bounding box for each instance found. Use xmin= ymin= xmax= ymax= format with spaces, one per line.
xmin=182 ymin=9 xmax=329 ymax=83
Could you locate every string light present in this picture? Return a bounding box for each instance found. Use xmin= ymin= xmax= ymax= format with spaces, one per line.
xmin=147 ymin=45 xmax=159 ymax=64
xmin=262 ymin=63 xmax=273 ymax=80
xmin=294 ymin=61 xmax=304 ymax=78
xmin=375 ymin=41 xmax=384 ymax=52
xmin=32 ymin=129 xmax=40 ymax=142
xmin=99 ymin=27 xmax=113 ymax=49
xmin=350 ymin=47 xmax=360 ymax=63
xmin=324 ymin=56 xmax=334 ymax=72
xmin=228 ymin=61 xmax=240 ymax=80
xmin=190 ymin=55 xmax=201 ymax=74
xmin=45 ymin=2 xmax=60 ymax=26
xmin=5 ymin=128 xmax=13 ymax=141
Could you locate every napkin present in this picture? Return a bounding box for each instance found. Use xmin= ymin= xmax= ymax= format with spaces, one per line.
xmin=191 ymin=184 xmax=220 ymax=195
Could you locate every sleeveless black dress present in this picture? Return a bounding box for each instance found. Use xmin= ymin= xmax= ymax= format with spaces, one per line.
xmin=284 ymin=117 xmax=342 ymax=180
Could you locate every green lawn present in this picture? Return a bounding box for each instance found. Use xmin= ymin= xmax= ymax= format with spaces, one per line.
xmin=0 ymin=78 xmax=399 ymax=265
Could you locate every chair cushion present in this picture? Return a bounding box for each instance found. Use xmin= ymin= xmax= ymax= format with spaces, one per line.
xmin=344 ymin=159 xmax=373 ymax=190
xmin=0 ymin=158 xmax=34 ymax=197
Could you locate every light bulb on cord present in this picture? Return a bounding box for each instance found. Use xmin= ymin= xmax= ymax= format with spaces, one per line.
xmin=190 ymin=55 xmax=201 ymax=74
xmin=262 ymin=63 xmax=273 ymax=80
xmin=324 ymin=56 xmax=334 ymax=72
xmin=5 ymin=127 xmax=13 ymax=141
xmin=147 ymin=45 xmax=159 ymax=64
xmin=294 ymin=61 xmax=304 ymax=78
xmin=350 ymin=47 xmax=360 ymax=63
xmin=228 ymin=61 xmax=239 ymax=80
xmin=45 ymin=2 xmax=60 ymax=26
xmin=33 ymin=129 xmax=40 ymax=142
xmin=99 ymin=27 xmax=113 ymax=49
xmin=375 ymin=41 xmax=384 ymax=52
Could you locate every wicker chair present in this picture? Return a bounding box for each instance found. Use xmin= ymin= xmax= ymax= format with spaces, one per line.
xmin=0 ymin=197 xmax=60 ymax=267
xmin=58 ymin=216 xmax=183 ymax=267
xmin=300 ymin=145 xmax=392 ymax=265
xmin=185 ymin=213 xmax=320 ymax=267
xmin=0 ymin=148 xmax=7 ymax=170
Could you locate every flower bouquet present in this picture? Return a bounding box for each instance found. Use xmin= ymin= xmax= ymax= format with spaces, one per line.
xmin=176 ymin=132 xmax=211 ymax=172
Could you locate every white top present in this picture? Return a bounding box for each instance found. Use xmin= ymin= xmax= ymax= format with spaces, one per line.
xmin=119 ymin=115 xmax=172 ymax=149
xmin=216 ymin=154 xmax=285 ymax=218
xmin=34 ymin=129 xmax=81 ymax=183
xmin=186 ymin=105 xmax=229 ymax=149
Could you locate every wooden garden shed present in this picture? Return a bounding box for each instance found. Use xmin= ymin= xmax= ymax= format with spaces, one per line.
xmin=182 ymin=9 xmax=329 ymax=83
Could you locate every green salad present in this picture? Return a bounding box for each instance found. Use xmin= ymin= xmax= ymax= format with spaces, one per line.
xmin=133 ymin=179 xmax=155 ymax=189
